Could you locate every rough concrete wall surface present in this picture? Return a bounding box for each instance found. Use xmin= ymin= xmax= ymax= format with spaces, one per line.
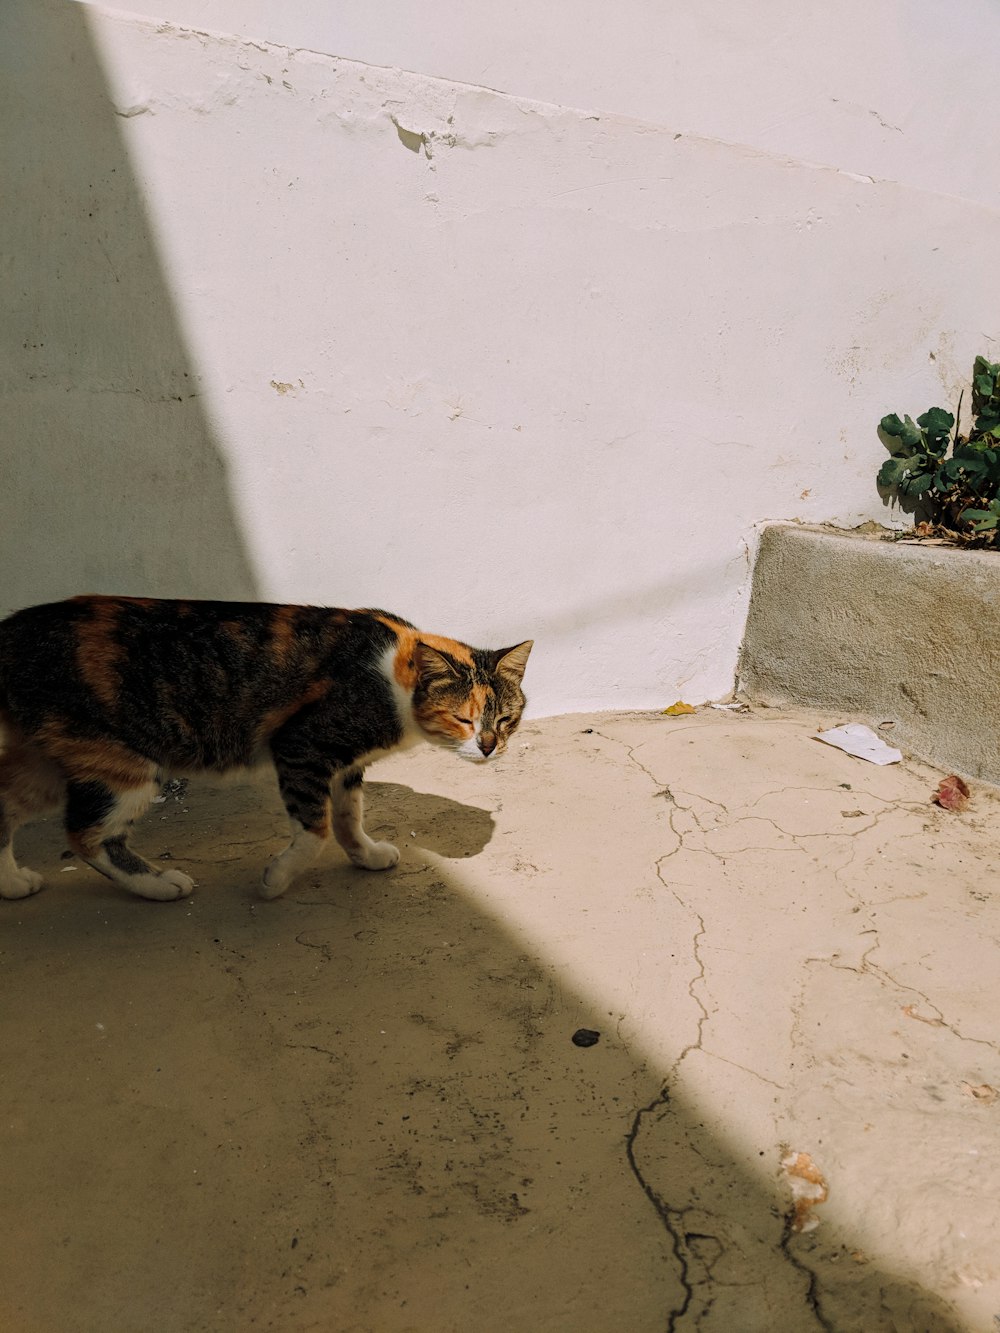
xmin=5 ymin=1 xmax=1000 ymax=713
xmin=740 ymin=524 xmax=1000 ymax=782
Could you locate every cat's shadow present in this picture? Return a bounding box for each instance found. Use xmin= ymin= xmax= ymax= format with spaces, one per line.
xmin=365 ymin=782 xmax=495 ymax=858
xmin=12 ymin=776 xmax=496 ymax=890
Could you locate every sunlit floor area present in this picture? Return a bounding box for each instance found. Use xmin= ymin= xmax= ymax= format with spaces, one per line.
xmin=3 ymin=708 xmax=998 ymax=1332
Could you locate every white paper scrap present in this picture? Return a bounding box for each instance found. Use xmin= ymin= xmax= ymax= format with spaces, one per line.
xmin=815 ymin=723 xmax=902 ymax=766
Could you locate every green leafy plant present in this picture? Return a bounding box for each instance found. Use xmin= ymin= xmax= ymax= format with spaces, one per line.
xmin=878 ymin=355 xmax=1000 ymax=540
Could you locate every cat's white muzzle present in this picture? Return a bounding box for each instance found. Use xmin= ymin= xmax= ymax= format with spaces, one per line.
xmin=456 ymin=737 xmax=496 ymax=763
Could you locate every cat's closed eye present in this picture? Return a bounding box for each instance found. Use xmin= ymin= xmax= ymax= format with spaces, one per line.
xmin=454 ymin=715 xmax=473 ymax=725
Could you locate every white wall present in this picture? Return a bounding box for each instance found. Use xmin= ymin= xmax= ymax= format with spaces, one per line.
xmin=6 ymin=1 xmax=1000 ymax=714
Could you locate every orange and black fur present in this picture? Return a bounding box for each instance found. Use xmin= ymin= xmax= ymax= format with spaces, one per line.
xmin=0 ymin=596 xmax=532 ymax=901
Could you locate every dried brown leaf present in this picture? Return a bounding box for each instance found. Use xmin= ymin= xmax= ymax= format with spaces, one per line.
xmin=933 ymin=775 xmax=971 ymax=812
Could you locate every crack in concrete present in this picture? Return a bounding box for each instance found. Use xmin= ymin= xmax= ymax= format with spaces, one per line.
xmin=616 ymin=728 xmax=933 ymax=1333
xmin=862 ymin=956 xmax=1000 ymax=1056
xmin=295 ymin=931 xmax=333 ymax=963
xmin=625 ymin=1087 xmax=695 ymax=1332
xmin=701 ymin=1049 xmax=787 ymax=1090
xmin=823 ymin=835 xmax=1000 ymax=1055
xmin=286 ymin=1041 xmax=339 ymax=1061
xmin=778 ymin=1217 xmax=836 ymax=1332
xmin=656 ymin=855 xmax=710 ymax=1078
xmin=602 ymin=720 xmax=983 ymax=1328
xmin=604 ymin=725 xmax=771 ymax=1328
xmin=597 ymin=727 xmax=717 ymax=1327
xmin=629 ymin=780 xmax=723 ymax=1323
xmin=745 ymin=783 xmax=929 ymax=817
xmin=711 ymin=795 xmax=919 ymax=849
xmin=592 ymin=729 xmax=667 ymax=790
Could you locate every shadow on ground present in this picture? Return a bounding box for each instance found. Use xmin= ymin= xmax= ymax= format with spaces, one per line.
xmin=1 ymin=764 xmax=966 ymax=1332
xmin=0 ymin=0 xmax=257 ymax=615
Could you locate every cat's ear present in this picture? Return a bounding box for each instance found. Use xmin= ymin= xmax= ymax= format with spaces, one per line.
xmin=414 ymin=641 xmax=461 ymax=683
xmin=493 ymin=640 xmax=533 ymax=683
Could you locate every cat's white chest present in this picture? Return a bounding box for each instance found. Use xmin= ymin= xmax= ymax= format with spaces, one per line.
xmin=377 ymin=644 xmax=424 ymax=753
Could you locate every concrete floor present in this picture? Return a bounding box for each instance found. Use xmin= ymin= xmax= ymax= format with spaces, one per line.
xmin=2 ymin=708 xmax=999 ymax=1332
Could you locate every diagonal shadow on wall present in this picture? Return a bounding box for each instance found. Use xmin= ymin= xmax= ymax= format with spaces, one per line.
xmin=0 ymin=0 xmax=258 ymax=616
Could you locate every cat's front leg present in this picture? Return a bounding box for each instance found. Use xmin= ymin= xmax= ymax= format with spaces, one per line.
xmin=331 ymin=769 xmax=399 ymax=871
xmin=261 ymin=819 xmax=329 ymax=899
xmin=0 ymin=847 xmax=44 ymax=900
xmin=263 ymin=753 xmax=335 ymax=899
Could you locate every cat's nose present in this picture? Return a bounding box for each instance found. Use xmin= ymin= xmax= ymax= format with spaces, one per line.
xmin=478 ymin=732 xmax=497 ymax=756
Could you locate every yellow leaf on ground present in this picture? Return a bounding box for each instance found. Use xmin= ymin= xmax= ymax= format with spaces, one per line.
xmin=662 ymin=701 xmax=697 ymax=716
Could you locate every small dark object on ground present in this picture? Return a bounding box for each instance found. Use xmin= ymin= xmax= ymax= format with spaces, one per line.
xmin=572 ymin=1028 xmax=600 ymax=1048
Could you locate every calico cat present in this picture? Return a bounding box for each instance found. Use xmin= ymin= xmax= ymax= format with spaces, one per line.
xmin=0 ymin=597 xmax=532 ymax=902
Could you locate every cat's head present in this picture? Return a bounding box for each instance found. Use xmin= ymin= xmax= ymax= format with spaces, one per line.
xmin=411 ymin=640 xmax=533 ymax=762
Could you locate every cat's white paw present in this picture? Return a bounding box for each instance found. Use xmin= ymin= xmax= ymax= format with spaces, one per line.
xmin=260 ymin=863 xmax=292 ymax=900
xmin=0 ymin=866 xmax=44 ymax=900
xmin=124 ymin=869 xmax=195 ymax=901
xmin=349 ymin=840 xmax=400 ymax=871
xmin=260 ymin=827 xmax=326 ymax=900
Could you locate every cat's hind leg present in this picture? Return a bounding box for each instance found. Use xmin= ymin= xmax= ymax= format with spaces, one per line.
xmin=65 ymin=773 xmax=194 ymax=901
xmin=0 ymin=733 xmax=65 ymax=900
xmin=331 ymin=768 xmax=399 ymax=871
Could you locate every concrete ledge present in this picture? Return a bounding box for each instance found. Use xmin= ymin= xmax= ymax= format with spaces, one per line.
xmin=738 ymin=523 xmax=1000 ymax=783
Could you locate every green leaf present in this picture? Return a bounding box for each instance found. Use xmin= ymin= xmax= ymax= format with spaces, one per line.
xmin=918 ymin=406 xmax=954 ymax=434
xmin=917 ymin=409 xmax=953 ymax=455
xmin=877 ymin=458 xmax=904 ymax=488
xmin=963 ymin=502 xmax=1000 ymax=525
xmin=880 ymin=413 xmax=922 ymax=448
